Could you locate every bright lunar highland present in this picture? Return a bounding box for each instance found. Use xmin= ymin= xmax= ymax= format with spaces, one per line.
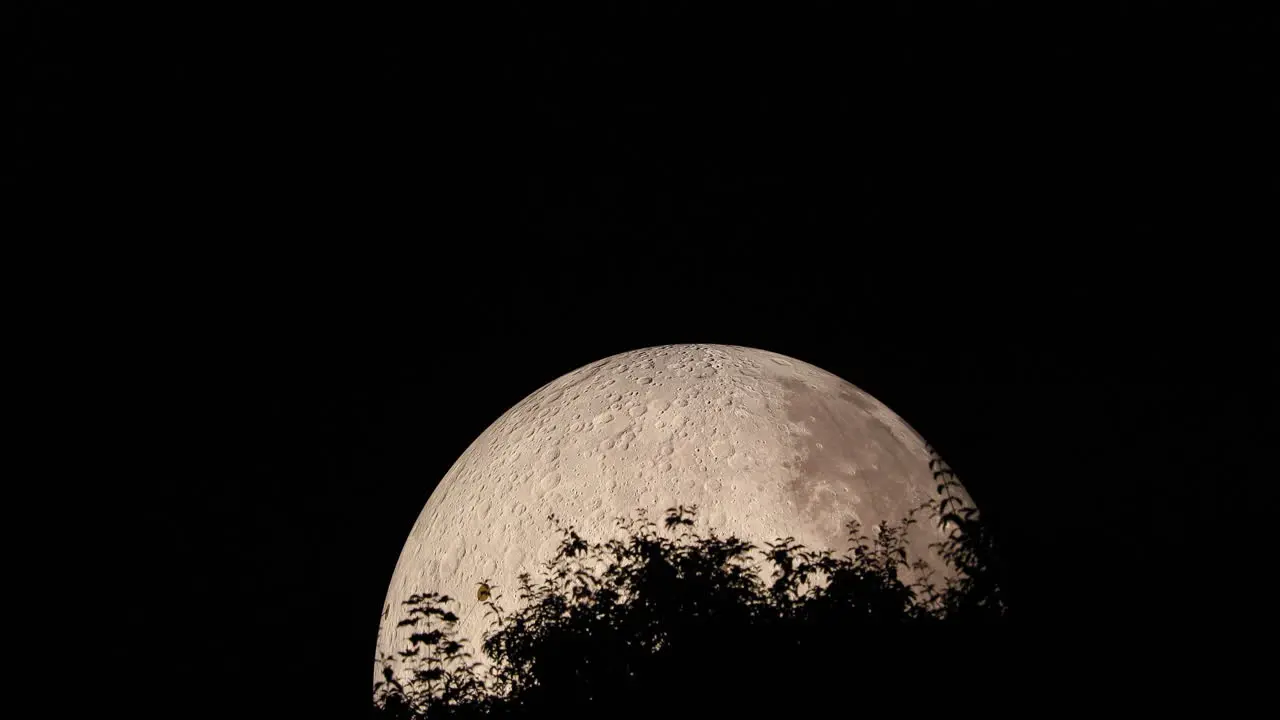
xmin=375 ymin=344 xmax=972 ymax=685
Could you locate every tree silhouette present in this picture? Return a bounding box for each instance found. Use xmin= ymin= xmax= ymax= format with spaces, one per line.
xmin=373 ymin=449 xmax=1006 ymax=719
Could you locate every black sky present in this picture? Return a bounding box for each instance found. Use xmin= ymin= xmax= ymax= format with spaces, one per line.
xmin=23 ymin=2 xmax=1272 ymax=718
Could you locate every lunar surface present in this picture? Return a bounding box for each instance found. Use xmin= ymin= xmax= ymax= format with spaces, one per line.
xmin=375 ymin=344 xmax=972 ymax=686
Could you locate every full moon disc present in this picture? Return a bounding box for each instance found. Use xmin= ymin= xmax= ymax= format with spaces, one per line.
xmin=374 ymin=344 xmax=971 ymax=684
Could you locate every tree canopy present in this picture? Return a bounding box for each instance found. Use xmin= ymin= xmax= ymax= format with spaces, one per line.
xmin=373 ymin=454 xmax=1006 ymax=719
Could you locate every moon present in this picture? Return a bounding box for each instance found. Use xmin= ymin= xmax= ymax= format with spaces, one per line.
xmin=374 ymin=344 xmax=971 ymax=685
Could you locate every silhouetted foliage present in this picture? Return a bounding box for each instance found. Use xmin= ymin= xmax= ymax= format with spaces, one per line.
xmin=374 ymin=449 xmax=1006 ymax=719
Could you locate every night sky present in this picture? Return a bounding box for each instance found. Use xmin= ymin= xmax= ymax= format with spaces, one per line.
xmin=25 ymin=3 xmax=1270 ymax=718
